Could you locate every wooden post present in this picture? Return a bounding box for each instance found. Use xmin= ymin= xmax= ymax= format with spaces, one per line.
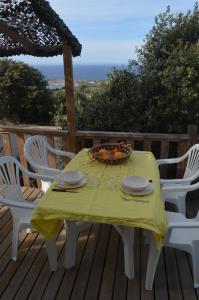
xmin=63 ymin=39 xmax=76 ymax=153
xmin=188 ymin=124 xmax=197 ymax=146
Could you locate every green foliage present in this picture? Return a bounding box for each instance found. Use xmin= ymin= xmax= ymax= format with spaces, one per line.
xmin=50 ymin=3 xmax=199 ymax=133
xmin=136 ymin=3 xmax=199 ymax=132
xmin=50 ymin=88 xmax=67 ymax=128
xmin=76 ymin=68 xmax=143 ymax=131
xmin=53 ymin=2 xmax=199 ymax=133
xmin=0 ymin=59 xmax=53 ymax=124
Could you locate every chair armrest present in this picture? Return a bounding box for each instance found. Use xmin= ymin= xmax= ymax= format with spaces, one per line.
xmin=162 ymin=181 xmax=199 ymax=193
xmin=47 ymin=144 xmax=75 ymax=159
xmin=160 ymin=178 xmax=191 ymax=185
xmin=20 ymin=165 xmax=55 ymax=182
xmin=161 ymin=167 xmax=199 ymax=185
xmin=157 ymin=157 xmax=184 ymax=166
xmin=1 ymin=198 xmax=36 ymax=209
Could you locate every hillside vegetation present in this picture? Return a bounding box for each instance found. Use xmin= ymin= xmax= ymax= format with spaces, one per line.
xmin=0 ymin=3 xmax=199 ymax=133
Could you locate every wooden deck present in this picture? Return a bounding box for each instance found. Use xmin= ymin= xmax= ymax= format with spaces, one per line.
xmin=0 ymin=192 xmax=199 ymax=300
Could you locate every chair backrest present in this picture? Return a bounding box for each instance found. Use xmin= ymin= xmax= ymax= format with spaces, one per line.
xmin=183 ymin=144 xmax=199 ymax=179
xmin=24 ymin=135 xmax=49 ymax=171
xmin=0 ymin=156 xmax=24 ymax=201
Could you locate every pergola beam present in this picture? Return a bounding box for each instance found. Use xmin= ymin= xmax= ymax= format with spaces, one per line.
xmin=0 ymin=20 xmax=58 ymax=54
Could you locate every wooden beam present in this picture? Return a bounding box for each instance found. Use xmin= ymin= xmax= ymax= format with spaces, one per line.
xmin=0 ymin=20 xmax=58 ymax=54
xmin=63 ymin=39 xmax=76 ymax=152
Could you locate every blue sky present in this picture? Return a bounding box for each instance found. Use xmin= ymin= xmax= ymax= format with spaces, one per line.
xmin=15 ymin=0 xmax=196 ymax=66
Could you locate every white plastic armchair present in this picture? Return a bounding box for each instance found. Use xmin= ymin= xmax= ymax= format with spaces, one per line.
xmin=0 ymin=156 xmax=55 ymax=262
xmin=24 ymin=135 xmax=75 ymax=191
xmin=157 ymin=144 xmax=199 ymax=215
xmin=145 ymin=210 xmax=199 ymax=290
xmin=161 ymin=169 xmax=199 ymax=215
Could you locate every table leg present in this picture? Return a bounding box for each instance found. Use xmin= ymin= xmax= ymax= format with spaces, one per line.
xmin=145 ymin=233 xmax=160 ymax=290
xmin=64 ymin=221 xmax=91 ymax=269
xmin=45 ymin=239 xmax=58 ymax=271
xmin=114 ymin=225 xmax=135 ymax=279
xmin=65 ymin=221 xmax=79 ymax=268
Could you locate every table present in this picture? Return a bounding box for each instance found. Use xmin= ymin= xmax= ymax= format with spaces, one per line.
xmin=31 ymin=149 xmax=167 ymax=278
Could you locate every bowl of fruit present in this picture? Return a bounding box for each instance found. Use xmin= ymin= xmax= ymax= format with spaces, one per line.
xmin=88 ymin=143 xmax=132 ymax=165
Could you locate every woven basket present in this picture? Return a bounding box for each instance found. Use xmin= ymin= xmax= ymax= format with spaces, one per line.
xmin=88 ymin=143 xmax=132 ymax=165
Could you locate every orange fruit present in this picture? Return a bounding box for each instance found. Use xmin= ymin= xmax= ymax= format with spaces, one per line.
xmin=98 ymin=149 xmax=109 ymax=156
xmin=113 ymin=151 xmax=123 ymax=158
xmin=112 ymin=147 xmax=119 ymax=154
xmin=101 ymin=153 xmax=110 ymax=159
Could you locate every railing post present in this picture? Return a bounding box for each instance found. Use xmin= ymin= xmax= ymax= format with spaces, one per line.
xmin=188 ymin=124 xmax=197 ymax=146
xmin=2 ymin=132 xmax=12 ymax=156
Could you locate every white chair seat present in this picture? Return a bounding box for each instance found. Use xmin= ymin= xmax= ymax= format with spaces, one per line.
xmin=169 ymin=228 xmax=199 ymax=245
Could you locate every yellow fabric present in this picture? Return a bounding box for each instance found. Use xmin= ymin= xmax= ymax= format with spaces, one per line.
xmin=31 ymin=149 xmax=167 ymax=248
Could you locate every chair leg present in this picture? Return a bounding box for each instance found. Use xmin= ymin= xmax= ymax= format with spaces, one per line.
xmin=192 ymin=241 xmax=199 ymax=288
xmin=12 ymin=218 xmax=21 ymax=261
xmin=65 ymin=221 xmax=80 ymax=269
xmin=45 ymin=239 xmax=58 ymax=271
xmin=145 ymin=234 xmax=161 ymax=290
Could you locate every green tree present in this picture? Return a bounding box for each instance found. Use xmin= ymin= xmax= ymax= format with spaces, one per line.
xmin=52 ymin=3 xmax=199 ymax=133
xmin=136 ymin=3 xmax=199 ymax=132
xmin=50 ymin=88 xmax=67 ymax=128
xmin=75 ymin=67 xmax=144 ymax=132
xmin=0 ymin=59 xmax=53 ymax=124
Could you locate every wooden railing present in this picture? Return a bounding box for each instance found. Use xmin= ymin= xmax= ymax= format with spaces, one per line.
xmin=0 ymin=124 xmax=197 ymax=186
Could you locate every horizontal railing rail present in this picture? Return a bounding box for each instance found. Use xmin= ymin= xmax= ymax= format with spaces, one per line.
xmin=0 ymin=124 xmax=197 ymax=186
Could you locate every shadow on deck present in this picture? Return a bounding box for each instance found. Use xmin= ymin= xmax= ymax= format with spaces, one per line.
xmin=0 ymin=192 xmax=199 ymax=300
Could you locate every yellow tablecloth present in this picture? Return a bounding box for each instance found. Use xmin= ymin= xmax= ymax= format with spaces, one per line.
xmin=31 ymin=149 xmax=167 ymax=248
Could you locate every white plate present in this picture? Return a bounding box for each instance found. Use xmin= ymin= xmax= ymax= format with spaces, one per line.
xmin=55 ymin=177 xmax=87 ymax=189
xmin=121 ymin=182 xmax=153 ymax=195
xmin=58 ymin=170 xmax=84 ymax=184
xmin=122 ymin=176 xmax=150 ymax=191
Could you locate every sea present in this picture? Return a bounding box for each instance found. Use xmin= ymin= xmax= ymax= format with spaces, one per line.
xmin=36 ymin=64 xmax=127 ymax=81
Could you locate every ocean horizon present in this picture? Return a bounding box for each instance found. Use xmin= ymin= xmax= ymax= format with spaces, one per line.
xmin=35 ymin=64 xmax=128 ymax=81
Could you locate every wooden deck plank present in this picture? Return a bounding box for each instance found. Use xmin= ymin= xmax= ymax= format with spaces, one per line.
xmin=99 ymin=227 xmax=120 ymax=300
xmin=0 ymin=198 xmax=199 ymax=299
xmin=0 ymin=230 xmax=28 ymax=276
xmin=69 ymin=224 xmax=101 ymax=300
xmin=140 ymin=234 xmax=154 ymax=300
xmin=56 ymin=226 xmax=92 ymax=300
xmin=14 ymin=236 xmax=48 ymax=300
xmin=41 ymin=246 xmax=66 ymax=300
xmin=112 ymin=239 xmax=128 ymax=300
xmin=0 ymin=219 xmax=13 ymax=244
xmin=0 ymin=205 xmax=10 ymax=220
xmin=1 ymin=233 xmax=44 ymax=300
xmin=0 ymin=232 xmax=12 ymax=257
xmin=28 ymin=230 xmax=66 ymax=300
xmin=0 ymin=232 xmax=38 ymax=297
xmin=127 ymin=229 xmax=141 ymax=300
xmin=84 ymin=224 xmax=111 ymax=300
xmin=164 ymin=248 xmax=183 ymax=300
xmin=175 ymin=250 xmax=197 ymax=300
xmin=154 ymin=250 xmax=169 ymax=300
xmin=42 ymin=225 xmax=94 ymax=300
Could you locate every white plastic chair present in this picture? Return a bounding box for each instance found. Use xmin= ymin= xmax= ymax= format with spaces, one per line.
xmin=157 ymin=144 xmax=199 ymax=215
xmin=0 ymin=156 xmax=55 ymax=264
xmin=24 ymin=135 xmax=75 ymax=191
xmin=145 ymin=209 xmax=199 ymax=290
